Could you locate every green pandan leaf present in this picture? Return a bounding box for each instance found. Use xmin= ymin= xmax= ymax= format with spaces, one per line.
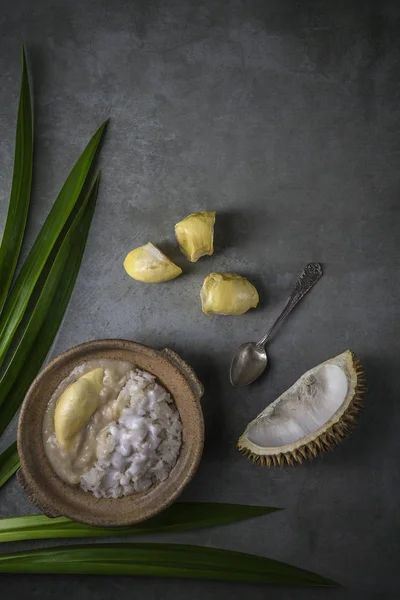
xmin=0 ymin=121 xmax=107 ymax=369
xmin=0 ymin=45 xmax=33 ymax=312
xmin=0 ymin=174 xmax=101 ymax=439
xmin=0 ymin=542 xmax=337 ymax=586
xmin=0 ymin=502 xmax=281 ymax=542
xmin=0 ymin=442 xmax=19 ymax=488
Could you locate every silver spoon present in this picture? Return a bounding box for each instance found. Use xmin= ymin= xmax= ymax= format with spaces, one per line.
xmin=230 ymin=263 xmax=323 ymax=387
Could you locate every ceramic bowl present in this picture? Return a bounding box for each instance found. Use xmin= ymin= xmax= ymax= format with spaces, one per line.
xmin=17 ymin=339 xmax=204 ymax=526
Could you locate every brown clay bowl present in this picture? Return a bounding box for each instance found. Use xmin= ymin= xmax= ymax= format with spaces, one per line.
xmin=17 ymin=339 xmax=204 ymax=526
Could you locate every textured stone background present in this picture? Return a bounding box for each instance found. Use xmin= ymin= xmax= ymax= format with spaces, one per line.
xmin=0 ymin=0 xmax=399 ymax=597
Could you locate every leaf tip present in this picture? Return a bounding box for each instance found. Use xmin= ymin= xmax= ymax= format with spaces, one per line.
xmin=20 ymin=41 xmax=28 ymax=70
xmin=99 ymin=118 xmax=110 ymax=133
xmin=321 ymin=577 xmax=341 ymax=588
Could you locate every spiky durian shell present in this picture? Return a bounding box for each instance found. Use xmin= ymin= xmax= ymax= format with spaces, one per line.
xmin=238 ymin=351 xmax=365 ymax=467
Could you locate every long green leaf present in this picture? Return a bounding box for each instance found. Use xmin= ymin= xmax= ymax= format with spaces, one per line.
xmin=0 ymin=442 xmax=19 ymax=488
xmin=0 ymin=174 xmax=100 ymax=439
xmin=0 ymin=542 xmax=337 ymax=586
xmin=0 ymin=503 xmax=281 ymax=543
xmin=0 ymin=121 xmax=107 ymax=369
xmin=0 ymin=174 xmax=101 ymax=436
xmin=0 ymin=45 xmax=33 ymax=312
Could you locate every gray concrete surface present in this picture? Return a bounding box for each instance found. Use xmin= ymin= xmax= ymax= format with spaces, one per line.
xmin=0 ymin=0 xmax=399 ymax=597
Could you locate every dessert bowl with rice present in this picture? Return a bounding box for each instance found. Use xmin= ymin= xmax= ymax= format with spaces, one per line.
xmin=18 ymin=340 xmax=204 ymax=526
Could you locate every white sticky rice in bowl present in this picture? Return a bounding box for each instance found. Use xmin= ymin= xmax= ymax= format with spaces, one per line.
xmin=80 ymin=368 xmax=182 ymax=498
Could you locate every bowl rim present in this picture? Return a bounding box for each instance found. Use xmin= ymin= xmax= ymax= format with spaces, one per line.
xmin=17 ymin=338 xmax=204 ymax=526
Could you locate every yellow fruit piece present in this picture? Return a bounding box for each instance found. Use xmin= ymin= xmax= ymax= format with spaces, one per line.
xmin=54 ymin=368 xmax=104 ymax=449
xmin=200 ymin=272 xmax=259 ymax=316
xmin=124 ymin=243 xmax=182 ymax=283
xmin=175 ymin=211 xmax=216 ymax=262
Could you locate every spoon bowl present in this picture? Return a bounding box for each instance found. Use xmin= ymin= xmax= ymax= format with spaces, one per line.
xmin=229 ymin=263 xmax=323 ymax=387
xmin=230 ymin=343 xmax=268 ymax=387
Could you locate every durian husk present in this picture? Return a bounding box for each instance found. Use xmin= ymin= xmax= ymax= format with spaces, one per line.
xmin=238 ymin=350 xmax=365 ymax=467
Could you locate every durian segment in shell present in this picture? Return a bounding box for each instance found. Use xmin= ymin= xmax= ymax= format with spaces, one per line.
xmin=238 ymin=350 xmax=365 ymax=466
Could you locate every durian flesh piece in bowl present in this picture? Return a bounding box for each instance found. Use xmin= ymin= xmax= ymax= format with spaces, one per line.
xmin=54 ymin=367 xmax=104 ymax=449
xmin=238 ymin=350 xmax=365 ymax=466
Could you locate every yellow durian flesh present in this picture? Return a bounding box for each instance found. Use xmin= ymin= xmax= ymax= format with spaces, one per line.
xmin=238 ymin=350 xmax=365 ymax=466
xmin=124 ymin=243 xmax=182 ymax=283
xmin=201 ymin=272 xmax=259 ymax=316
xmin=175 ymin=211 xmax=216 ymax=262
xmin=54 ymin=368 xmax=104 ymax=449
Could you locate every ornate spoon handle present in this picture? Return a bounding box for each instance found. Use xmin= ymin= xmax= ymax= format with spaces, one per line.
xmin=257 ymin=263 xmax=323 ymax=347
